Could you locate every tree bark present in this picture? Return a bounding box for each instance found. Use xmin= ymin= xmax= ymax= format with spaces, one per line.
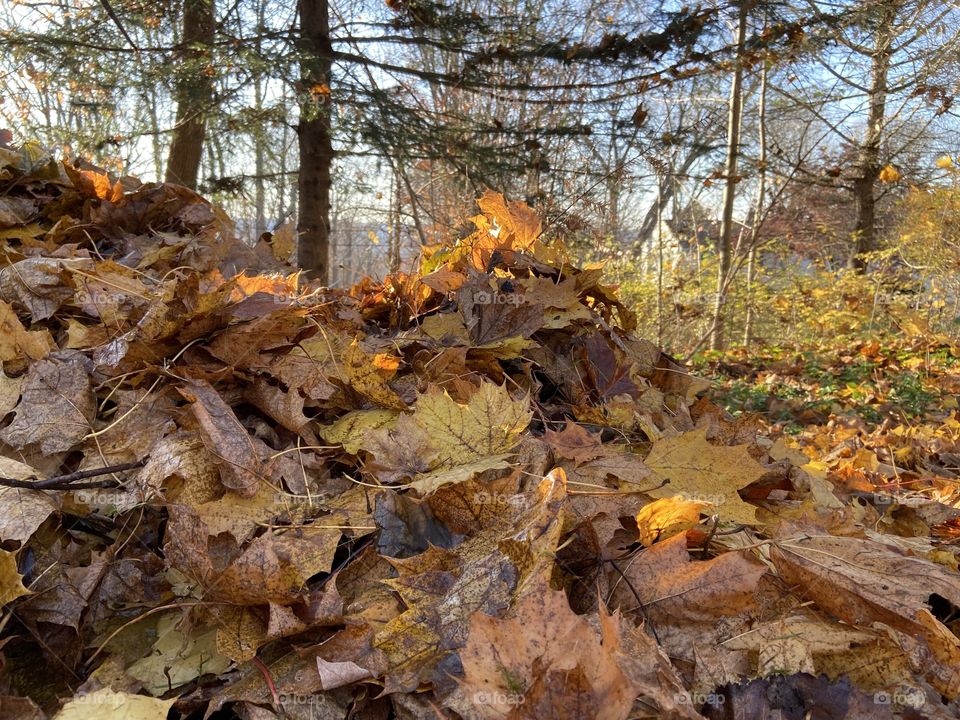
xmin=165 ymin=0 xmax=215 ymax=190
xmin=297 ymin=0 xmax=333 ymax=283
xmin=744 ymin=17 xmax=768 ymax=347
xmin=851 ymin=4 xmax=895 ymax=273
xmin=710 ymin=0 xmax=748 ymax=351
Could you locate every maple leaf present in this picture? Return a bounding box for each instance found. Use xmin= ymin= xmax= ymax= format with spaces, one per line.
xmin=372 ymin=470 xmax=566 ymax=694
xmin=635 ymin=496 xmax=709 ymax=547
xmin=53 ymin=690 xmax=174 ymax=720
xmin=319 ymin=408 xmax=398 ymax=454
xmin=341 ymin=340 xmax=406 ymax=410
xmin=609 ymin=533 xmax=766 ymax=626
xmin=413 ymin=380 xmax=531 ymax=468
xmin=0 ymin=350 xmax=94 ymax=454
xmin=545 ymin=421 xmax=607 ymax=466
xmin=723 ymin=612 xmax=881 ymax=678
xmin=451 ymin=590 xmax=634 ymax=720
xmin=476 ymin=189 xmax=542 ymax=248
xmin=771 ymin=535 xmax=960 ymax=697
xmin=0 ymin=458 xmax=55 ymax=543
xmin=64 ymin=163 xmax=125 ymax=202
xmin=0 ymin=301 xmax=54 ymax=361
xmin=643 ymin=427 xmax=765 ymax=525
xmin=126 ymin=613 xmax=231 ymax=693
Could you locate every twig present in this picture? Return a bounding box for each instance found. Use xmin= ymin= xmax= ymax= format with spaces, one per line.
xmin=699 ymin=515 xmax=720 ymax=559
xmin=607 ymin=558 xmax=660 ymax=644
xmin=0 ymin=459 xmax=146 ymax=490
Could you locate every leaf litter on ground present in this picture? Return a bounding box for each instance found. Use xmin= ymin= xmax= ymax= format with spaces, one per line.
xmin=0 ymin=132 xmax=958 ymax=719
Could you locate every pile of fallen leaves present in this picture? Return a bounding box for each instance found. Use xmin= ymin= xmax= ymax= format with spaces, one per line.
xmin=1 ymin=133 xmax=959 ymax=720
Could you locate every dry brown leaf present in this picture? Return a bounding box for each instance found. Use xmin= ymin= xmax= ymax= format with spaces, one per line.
xmin=0 ymin=548 xmax=30 ymax=605
xmin=179 ymin=379 xmax=264 ymax=498
xmin=0 ymin=350 xmax=94 ymax=454
xmin=609 ymin=532 xmax=766 ymax=626
xmin=0 ymin=301 xmax=54 ymax=363
xmin=771 ymin=535 xmax=960 ymax=697
xmin=0 ymin=458 xmax=57 ymax=543
xmin=452 ymin=589 xmax=634 ymax=720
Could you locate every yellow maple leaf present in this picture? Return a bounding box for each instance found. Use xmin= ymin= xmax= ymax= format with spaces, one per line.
xmin=476 ymin=190 xmax=542 ymax=248
xmin=643 ymin=427 xmax=764 ymax=525
xmin=54 ymin=690 xmax=175 ymax=720
xmin=342 ymin=340 xmax=406 ymax=410
xmin=635 ymin=496 xmax=709 ymax=547
xmin=413 ymin=380 xmax=531 ymax=469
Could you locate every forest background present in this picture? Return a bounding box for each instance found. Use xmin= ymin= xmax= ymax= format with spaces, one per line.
xmin=3 ymin=0 xmax=960 ymax=359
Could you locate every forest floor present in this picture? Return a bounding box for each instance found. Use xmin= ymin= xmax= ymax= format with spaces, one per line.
xmin=1 ymin=141 xmax=959 ymax=720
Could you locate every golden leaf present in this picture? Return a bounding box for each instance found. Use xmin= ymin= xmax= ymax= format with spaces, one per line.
xmin=413 ymin=380 xmax=531 ymax=468
xmin=342 ymin=341 xmax=406 ymax=410
xmin=643 ymin=427 xmax=764 ymax=525
xmin=0 ymin=548 xmax=30 ymax=606
xmin=476 ymin=190 xmax=542 ymax=248
xmin=635 ymin=496 xmax=709 ymax=547
xmin=53 ymin=690 xmax=175 ymax=720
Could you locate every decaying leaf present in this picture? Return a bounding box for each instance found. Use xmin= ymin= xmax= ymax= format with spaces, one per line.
xmin=452 ymin=590 xmax=634 ymax=720
xmin=179 ymin=379 xmax=264 ymax=498
xmin=0 ymin=350 xmax=94 ymax=453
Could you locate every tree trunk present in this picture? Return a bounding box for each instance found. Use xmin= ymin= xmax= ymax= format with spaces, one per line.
xmin=744 ymin=20 xmax=768 ymax=347
xmin=253 ymin=0 xmax=267 ymax=239
xmin=165 ymin=0 xmax=214 ymax=190
xmin=851 ymin=5 xmax=894 ymax=273
xmin=710 ymin=0 xmax=748 ymax=351
xmin=297 ymin=0 xmax=333 ymax=283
